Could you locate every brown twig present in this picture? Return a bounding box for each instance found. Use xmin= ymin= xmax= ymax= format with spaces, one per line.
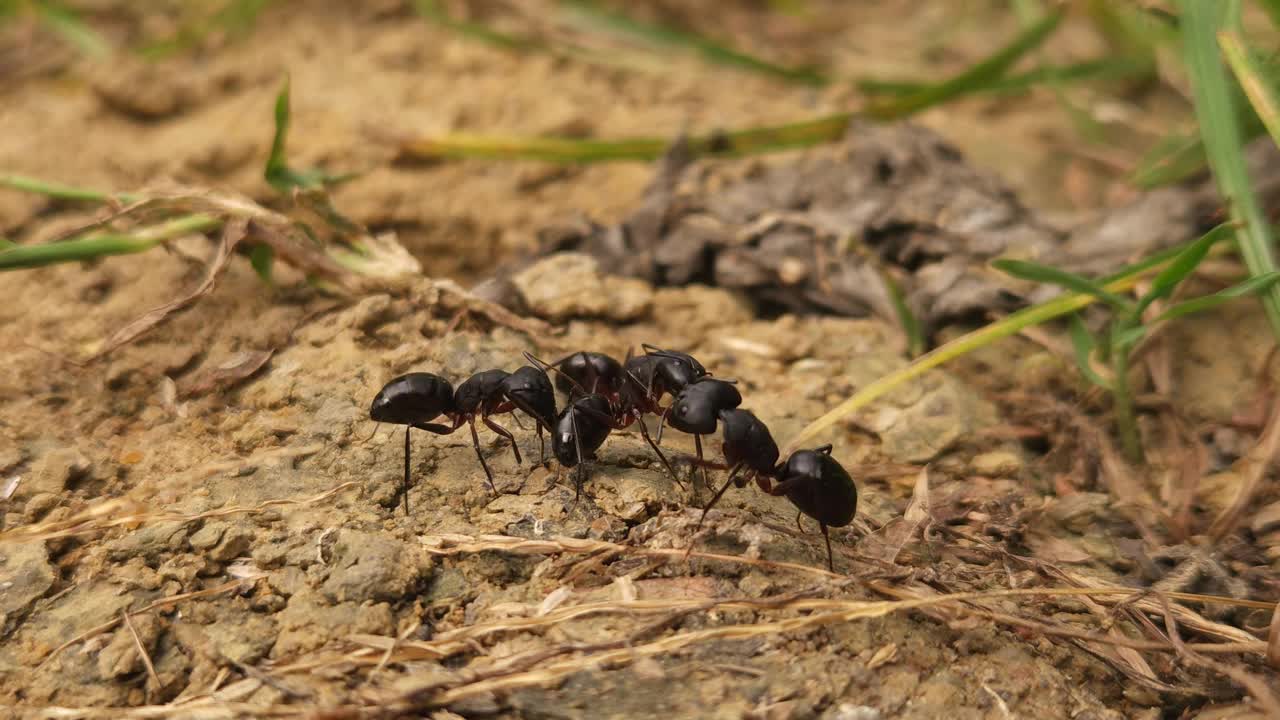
xmin=121 ymin=609 xmax=161 ymax=692
xmin=39 ymin=577 xmax=263 ymax=668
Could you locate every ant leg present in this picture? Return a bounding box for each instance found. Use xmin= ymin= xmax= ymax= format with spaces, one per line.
xmin=483 ymin=416 xmax=523 ymax=465
xmin=821 ymin=523 xmax=834 ymax=572
xmin=468 ymin=419 xmax=498 ymax=496
xmin=655 ymin=406 xmax=670 ymax=445
xmin=795 ymin=509 xmax=805 ymax=534
xmin=694 ymin=434 xmax=709 ymax=495
xmin=401 ymin=426 xmax=412 ymax=516
xmin=635 ymin=415 xmax=683 ymax=489
xmin=570 ymin=408 xmax=586 ymax=503
xmin=537 ymin=424 xmax=546 ymax=465
xmin=697 ymin=462 xmax=743 ymax=530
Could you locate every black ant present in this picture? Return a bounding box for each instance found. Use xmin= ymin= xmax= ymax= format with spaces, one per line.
xmin=526 ymin=352 xmax=624 ymax=499
xmin=771 ymin=445 xmax=858 ymax=572
xmin=547 ymin=351 xmax=625 ymax=402
xmin=698 ymin=408 xmax=779 ymax=527
xmin=542 ymin=348 xmax=689 ymax=487
xmin=368 ymin=362 xmax=556 ymax=514
xmin=665 ymin=377 xmax=742 ymax=490
xmin=692 ymin=410 xmax=858 ymax=571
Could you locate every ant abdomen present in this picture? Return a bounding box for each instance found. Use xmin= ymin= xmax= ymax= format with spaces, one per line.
xmin=370 ymin=372 xmax=456 ymax=425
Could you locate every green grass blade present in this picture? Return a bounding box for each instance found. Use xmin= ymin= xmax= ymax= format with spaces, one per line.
xmin=139 ymin=0 xmax=271 ymax=59
xmin=263 ymin=79 xmax=351 ymax=191
xmin=413 ymin=0 xmax=546 ymax=53
xmin=1134 ymin=222 xmax=1236 ymax=314
xmin=1182 ymin=0 xmax=1280 ymax=339
xmin=557 ymin=0 xmax=828 ymax=86
xmin=858 ymin=57 xmax=1150 ymax=98
xmin=1068 ymin=314 xmax=1113 ymax=389
xmin=880 ymin=270 xmax=924 ymax=357
xmin=1153 ymin=272 xmax=1280 ymax=323
xmin=992 ymin=258 xmax=1132 ymax=310
xmin=249 ymin=244 xmax=274 ymax=285
xmin=0 ymin=173 xmax=135 ymax=203
xmin=864 ymin=9 xmax=1063 ymax=120
xmin=398 ymin=112 xmax=854 ymax=163
xmin=1220 ymin=30 xmax=1280 ymax=149
xmin=0 ymin=215 xmax=221 ymax=270
xmin=1261 ymin=0 xmax=1280 ymax=29
xmin=33 ymin=0 xmax=110 ymax=59
xmin=781 ymin=237 xmax=1227 ymax=454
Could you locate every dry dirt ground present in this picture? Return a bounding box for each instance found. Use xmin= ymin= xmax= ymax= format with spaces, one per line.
xmin=2 ymin=2 xmax=1279 ymax=719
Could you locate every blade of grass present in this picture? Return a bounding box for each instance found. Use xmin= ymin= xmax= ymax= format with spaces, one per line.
xmin=398 ymin=112 xmax=853 ymax=163
xmin=1068 ymin=314 xmax=1113 ymax=389
xmin=1134 ymin=222 xmax=1236 ymax=314
xmin=864 ymin=9 xmax=1063 ymax=120
xmin=414 ymin=0 xmax=549 ymax=53
xmin=1261 ymin=0 xmax=1280 ymax=29
xmin=249 ymin=244 xmax=273 ymax=285
xmin=992 ymin=258 xmax=1132 ymax=309
xmin=558 ymin=0 xmax=828 ymax=86
xmin=1220 ymin=30 xmax=1280 ymax=149
xmin=1154 ymin=272 xmax=1280 ymax=323
xmin=0 ymin=214 xmax=221 ymax=270
xmin=858 ymin=58 xmax=1149 ymax=98
xmin=882 ymin=270 xmax=924 ymax=357
xmin=412 ymin=0 xmax=673 ymax=74
xmin=264 ymin=79 xmax=355 ymax=191
xmin=1 ymin=173 xmax=139 ymax=203
xmin=32 ymin=0 xmax=110 ymax=59
xmin=781 ymin=235 xmax=1232 ymax=454
xmin=138 ymin=0 xmax=271 ymax=59
xmin=1182 ymin=0 xmax=1280 ymax=339
xmin=1013 ymin=0 xmax=1104 ymax=142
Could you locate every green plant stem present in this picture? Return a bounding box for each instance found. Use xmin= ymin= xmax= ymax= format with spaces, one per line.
xmin=1109 ymin=331 xmax=1143 ymax=463
xmin=0 ymin=214 xmax=220 ymax=269
xmin=399 ymin=113 xmax=854 ymax=163
xmin=781 ymin=240 xmax=1226 ymax=454
xmin=1181 ymin=0 xmax=1280 ymax=340
xmin=864 ymin=9 xmax=1062 ymax=120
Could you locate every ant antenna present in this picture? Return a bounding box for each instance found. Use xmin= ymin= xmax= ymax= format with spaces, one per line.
xmin=523 ymin=351 xmax=593 ymax=397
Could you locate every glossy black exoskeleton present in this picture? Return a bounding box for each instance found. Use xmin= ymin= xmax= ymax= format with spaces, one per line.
xmin=697 ymin=408 xmax=779 ymax=528
xmin=549 ymin=351 xmax=624 ymax=403
xmin=369 ymin=372 xmax=460 ymax=515
xmin=666 ymin=378 xmax=742 ymax=489
xmin=642 ymin=344 xmax=708 ymax=392
xmin=500 ymin=365 xmax=557 ymax=457
xmin=769 ymin=445 xmax=857 ymax=571
xmin=550 ymin=393 xmax=615 ymax=499
xmin=370 ymin=363 xmax=557 ymax=513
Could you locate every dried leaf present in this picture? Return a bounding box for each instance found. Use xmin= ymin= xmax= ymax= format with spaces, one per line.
xmin=180 ymin=349 xmax=274 ymax=397
xmin=1026 ymin=534 xmax=1093 ymax=564
xmin=1210 ymin=396 xmax=1280 ymax=540
xmin=867 ymin=642 xmax=898 ymax=669
xmin=89 ymin=219 xmax=248 ymax=361
xmin=864 ymin=467 xmax=931 ymax=564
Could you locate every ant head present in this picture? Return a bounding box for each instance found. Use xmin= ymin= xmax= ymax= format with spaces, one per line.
xmin=526 ymin=350 xmax=593 ymax=399
xmin=668 ymin=379 xmax=741 ymax=435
